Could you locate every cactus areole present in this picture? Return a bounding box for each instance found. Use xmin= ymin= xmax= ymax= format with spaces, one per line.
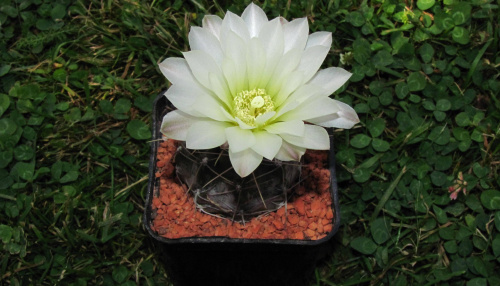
xmin=156 ymin=3 xmax=358 ymax=222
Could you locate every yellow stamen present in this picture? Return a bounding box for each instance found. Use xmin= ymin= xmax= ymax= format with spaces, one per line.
xmin=233 ymin=89 xmax=274 ymax=126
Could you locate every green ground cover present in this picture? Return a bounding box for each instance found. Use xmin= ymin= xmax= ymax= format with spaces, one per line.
xmin=0 ymin=0 xmax=499 ymax=285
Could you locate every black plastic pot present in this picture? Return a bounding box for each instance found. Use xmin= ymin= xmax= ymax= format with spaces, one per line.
xmin=144 ymin=92 xmax=341 ymax=286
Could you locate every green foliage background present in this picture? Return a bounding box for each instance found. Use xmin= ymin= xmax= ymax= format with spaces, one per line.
xmin=0 ymin=0 xmax=499 ymax=285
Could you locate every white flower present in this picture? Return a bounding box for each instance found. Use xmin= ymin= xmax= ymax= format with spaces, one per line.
xmin=160 ymin=3 xmax=359 ymax=177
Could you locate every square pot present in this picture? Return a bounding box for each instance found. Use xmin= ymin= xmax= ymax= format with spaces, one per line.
xmin=144 ymin=91 xmax=341 ymax=286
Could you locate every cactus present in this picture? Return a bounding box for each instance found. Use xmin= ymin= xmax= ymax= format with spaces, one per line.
xmin=173 ymin=143 xmax=301 ymax=222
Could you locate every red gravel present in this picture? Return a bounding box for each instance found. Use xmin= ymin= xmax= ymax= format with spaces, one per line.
xmin=150 ymin=139 xmax=335 ymax=241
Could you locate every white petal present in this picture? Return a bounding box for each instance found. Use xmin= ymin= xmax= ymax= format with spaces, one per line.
xmin=202 ymin=15 xmax=223 ymax=39
xmin=258 ymin=18 xmax=284 ymax=87
xmin=164 ymin=84 xmax=204 ymax=116
xmin=183 ymin=50 xmax=224 ymax=90
xmin=307 ymin=67 xmax=352 ymax=96
xmin=234 ymin=117 xmax=256 ymax=130
xmin=222 ymin=31 xmax=248 ymax=92
xmin=246 ymin=38 xmax=266 ymax=89
xmin=229 ymin=148 xmax=263 ymax=178
xmin=274 ymin=140 xmax=305 ymax=161
xmin=264 ymin=120 xmax=305 ymax=136
xmin=186 ymin=121 xmax=231 ymax=149
xmin=241 ymin=3 xmax=268 ymax=38
xmin=276 ymin=84 xmax=325 ymax=110
xmin=159 ymin=58 xmax=195 ymax=86
xmin=266 ymin=48 xmax=302 ymax=96
xmin=225 ymin=126 xmax=256 ymax=153
xmin=251 ymin=131 xmax=282 ymax=160
xmin=283 ymin=18 xmax=309 ymax=53
xmin=254 ymin=111 xmax=276 ymax=126
xmin=308 ymin=100 xmax=359 ymax=129
xmin=192 ymin=93 xmax=229 ymax=121
xmin=280 ymin=124 xmax=329 ymax=150
xmin=295 ymin=45 xmax=330 ymax=84
xmin=278 ymin=96 xmax=341 ymax=122
xmin=222 ymin=57 xmax=238 ymax=96
xmin=273 ymin=71 xmax=304 ymax=106
xmin=161 ymin=110 xmax=199 ymax=140
xmin=189 ymin=26 xmax=223 ymax=63
xmin=305 ymin=31 xmax=332 ymax=49
xmin=209 ymin=72 xmax=231 ymax=107
xmin=220 ymin=11 xmax=250 ymax=45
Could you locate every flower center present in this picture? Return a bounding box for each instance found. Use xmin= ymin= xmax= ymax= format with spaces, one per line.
xmin=233 ymin=89 xmax=274 ymax=126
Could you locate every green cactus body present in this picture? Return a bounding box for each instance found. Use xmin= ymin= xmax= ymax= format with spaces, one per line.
xmin=174 ymin=144 xmax=301 ymax=222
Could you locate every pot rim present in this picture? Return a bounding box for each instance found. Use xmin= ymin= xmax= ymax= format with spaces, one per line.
xmin=143 ymin=91 xmax=341 ymax=245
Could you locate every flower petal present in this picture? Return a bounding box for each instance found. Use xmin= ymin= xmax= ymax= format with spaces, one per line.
xmin=273 ymin=71 xmax=304 ymax=106
xmin=305 ymin=31 xmax=332 ymax=49
xmin=274 ymin=140 xmax=305 ymax=161
xmin=158 ymin=57 xmax=196 ymax=86
xmin=246 ymin=38 xmax=266 ymax=89
xmin=164 ymin=84 xmax=204 ymax=116
xmin=234 ymin=117 xmax=256 ymax=129
xmin=264 ymin=120 xmax=305 ymax=136
xmin=254 ymin=111 xmax=276 ymax=126
xmin=307 ymin=100 xmax=359 ymax=129
xmin=183 ymin=50 xmax=224 ymax=90
xmin=267 ymin=48 xmax=302 ymax=96
xmin=222 ymin=31 xmax=248 ymax=92
xmin=295 ymin=45 xmax=330 ymax=84
xmin=186 ymin=121 xmax=231 ymax=149
xmin=241 ymin=3 xmax=268 ymax=38
xmin=220 ymin=11 xmax=250 ymax=45
xmin=283 ymin=18 xmax=308 ymax=53
xmin=278 ymin=96 xmax=341 ymax=122
xmin=192 ymin=92 xmax=230 ymax=121
xmin=280 ymin=124 xmax=329 ymax=150
xmin=229 ymin=148 xmax=263 ymax=178
xmin=202 ymin=15 xmax=223 ymax=39
xmin=307 ymin=67 xmax=352 ymax=96
xmin=225 ymin=126 xmax=256 ymax=153
xmin=258 ymin=18 xmax=284 ymax=87
xmin=251 ymin=131 xmax=282 ymax=160
xmin=161 ymin=110 xmax=200 ymax=140
xmin=189 ymin=26 xmax=223 ymax=63
xmin=208 ymin=72 xmax=231 ymax=107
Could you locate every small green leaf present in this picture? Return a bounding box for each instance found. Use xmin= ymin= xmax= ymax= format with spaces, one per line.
xmin=0 ymin=224 xmax=13 ymax=243
xmin=472 ymin=163 xmax=489 ymax=178
xmin=416 ymin=0 xmax=435 ymax=10
xmin=51 ymin=4 xmax=66 ymax=20
xmin=11 ymin=162 xmax=35 ymax=181
xmin=114 ymin=98 xmax=131 ymax=114
xmin=367 ymin=118 xmax=385 ymax=137
xmin=371 ymin=218 xmax=390 ymax=244
xmin=407 ymin=72 xmax=427 ymax=91
xmin=347 ymin=11 xmax=365 ymax=27
xmin=127 ymin=120 xmax=151 ymax=140
xmin=467 ymin=278 xmax=487 ymax=286
xmin=53 ymin=69 xmax=67 ymax=83
xmin=14 ymin=145 xmax=35 ymax=161
xmin=351 ymin=134 xmax=372 ymax=148
xmin=60 ymin=171 xmax=79 ymax=184
xmin=418 ymin=43 xmax=434 ymax=63
xmin=112 ymin=265 xmax=129 ymax=283
xmin=0 ymin=65 xmax=11 ymax=77
xmin=436 ymin=99 xmax=451 ymax=111
xmin=452 ymin=26 xmax=470 ymax=45
xmin=372 ymin=50 xmax=394 ymax=67
xmin=480 ymin=190 xmax=500 ymax=210
xmin=0 ymin=118 xmax=17 ymax=138
xmin=0 ymin=150 xmax=13 ymax=168
xmin=372 ymin=139 xmax=390 ymax=152
xmin=350 ymin=236 xmax=378 ymax=254
xmin=492 ymin=236 xmax=500 ymax=257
